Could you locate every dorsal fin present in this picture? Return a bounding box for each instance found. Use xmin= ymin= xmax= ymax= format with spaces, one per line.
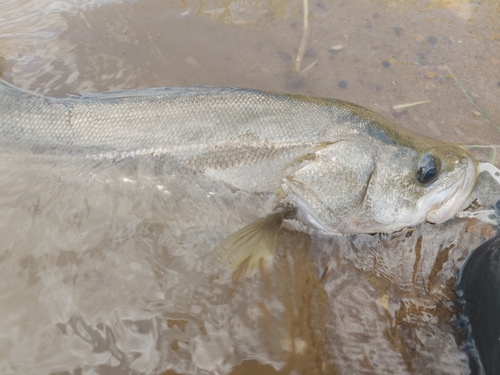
xmin=0 ymin=77 xmax=28 ymax=93
xmin=0 ymin=77 xmax=243 ymax=101
xmin=69 ymin=86 xmax=239 ymax=101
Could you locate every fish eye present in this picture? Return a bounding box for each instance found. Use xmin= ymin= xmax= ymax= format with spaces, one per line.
xmin=417 ymin=153 xmax=441 ymax=184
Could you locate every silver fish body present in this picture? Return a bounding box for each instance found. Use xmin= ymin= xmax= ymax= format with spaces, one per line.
xmin=0 ymin=79 xmax=478 ymax=237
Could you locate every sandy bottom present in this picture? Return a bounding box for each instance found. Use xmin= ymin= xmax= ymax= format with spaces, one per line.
xmin=0 ymin=1 xmax=499 ymax=374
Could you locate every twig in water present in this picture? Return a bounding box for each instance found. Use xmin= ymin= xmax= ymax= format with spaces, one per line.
xmin=392 ymin=100 xmax=430 ymax=110
xmin=299 ymin=60 xmax=317 ymax=77
xmin=445 ymin=65 xmax=500 ymax=134
xmin=295 ymin=0 xmax=309 ymax=73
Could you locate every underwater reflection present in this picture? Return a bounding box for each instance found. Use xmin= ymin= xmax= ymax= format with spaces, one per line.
xmin=310 ymin=223 xmax=478 ymax=374
xmin=1 ymin=150 xmax=486 ymax=374
xmin=0 ymin=153 xmax=332 ymax=374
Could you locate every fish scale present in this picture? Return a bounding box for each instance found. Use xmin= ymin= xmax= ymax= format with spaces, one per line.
xmin=0 ymin=78 xmax=478 ymax=261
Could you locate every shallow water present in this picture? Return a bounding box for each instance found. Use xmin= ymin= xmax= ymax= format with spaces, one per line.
xmin=0 ymin=1 xmax=500 ymax=374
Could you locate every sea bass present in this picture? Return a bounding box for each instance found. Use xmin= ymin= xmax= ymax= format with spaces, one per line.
xmin=0 ymin=79 xmax=478 ymax=269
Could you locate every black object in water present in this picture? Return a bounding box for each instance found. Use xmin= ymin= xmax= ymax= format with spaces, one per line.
xmin=458 ymin=234 xmax=500 ymax=375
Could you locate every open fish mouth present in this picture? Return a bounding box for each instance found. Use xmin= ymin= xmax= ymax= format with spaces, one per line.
xmin=422 ymin=156 xmax=478 ymax=224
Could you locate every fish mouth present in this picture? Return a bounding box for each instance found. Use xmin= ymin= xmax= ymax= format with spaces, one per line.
xmin=422 ymin=156 xmax=478 ymax=224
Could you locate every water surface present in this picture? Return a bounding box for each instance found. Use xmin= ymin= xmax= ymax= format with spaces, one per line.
xmin=0 ymin=1 xmax=500 ymax=374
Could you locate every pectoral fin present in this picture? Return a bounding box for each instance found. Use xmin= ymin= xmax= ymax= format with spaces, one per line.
xmin=215 ymin=206 xmax=294 ymax=273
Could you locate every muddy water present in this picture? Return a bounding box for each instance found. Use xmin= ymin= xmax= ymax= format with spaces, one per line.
xmin=0 ymin=1 xmax=499 ymax=374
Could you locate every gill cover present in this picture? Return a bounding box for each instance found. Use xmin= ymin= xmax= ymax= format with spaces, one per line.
xmin=281 ymin=138 xmax=378 ymax=234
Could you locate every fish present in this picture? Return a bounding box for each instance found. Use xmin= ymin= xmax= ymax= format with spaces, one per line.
xmin=0 ymin=78 xmax=478 ymax=271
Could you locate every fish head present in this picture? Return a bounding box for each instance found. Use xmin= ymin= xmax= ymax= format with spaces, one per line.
xmin=280 ymin=136 xmax=478 ymax=234
xmin=363 ymin=140 xmax=478 ymax=231
xmin=412 ymin=143 xmax=478 ymax=224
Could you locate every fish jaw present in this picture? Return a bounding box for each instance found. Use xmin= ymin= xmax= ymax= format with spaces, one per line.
xmin=419 ymin=156 xmax=478 ymax=223
xmin=279 ymin=178 xmax=338 ymax=234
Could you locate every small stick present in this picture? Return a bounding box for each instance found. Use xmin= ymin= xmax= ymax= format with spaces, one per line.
xmin=295 ymin=0 xmax=309 ymax=73
xmin=299 ymin=60 xmax=317 ymax=77
xmin=445 ymin=65 xmax=500 ymax=134
xmin=392 ymin=101 xmax=430 ymax=110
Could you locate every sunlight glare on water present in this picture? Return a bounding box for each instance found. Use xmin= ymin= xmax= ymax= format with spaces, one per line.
xmin=0 ymin=0 xmax=500 ymax=374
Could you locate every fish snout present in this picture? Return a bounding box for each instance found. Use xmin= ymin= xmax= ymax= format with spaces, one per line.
xmin=424 ymin=157 xmax=478 ymax=224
